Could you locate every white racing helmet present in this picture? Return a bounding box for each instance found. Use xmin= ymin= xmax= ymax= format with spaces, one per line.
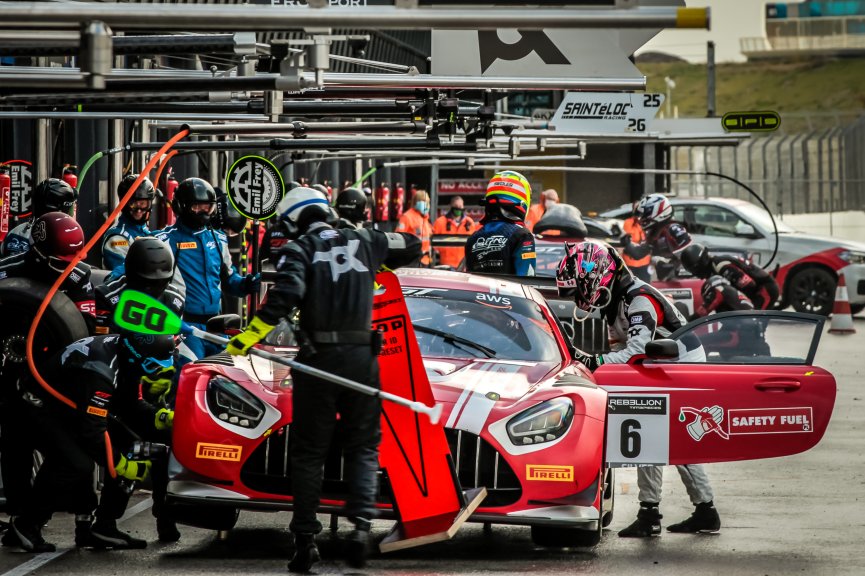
xmin=276 ymin=186 xmax=338 ymax=238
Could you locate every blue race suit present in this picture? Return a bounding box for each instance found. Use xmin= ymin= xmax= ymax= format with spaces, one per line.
xmin=464 ymin=219 xmax=536 ymax=277
xmin=153 ymin=223 xmax=253 ymax=362
xmin=101 ymin=214 xmax=150 ymax=271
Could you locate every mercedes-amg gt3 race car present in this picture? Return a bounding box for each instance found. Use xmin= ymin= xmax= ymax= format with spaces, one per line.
xmin=166 ymin=268 xmax=836 ymax=549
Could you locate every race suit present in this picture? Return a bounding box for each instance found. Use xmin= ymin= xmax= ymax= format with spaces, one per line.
xmin=698 ymin=275 xmax=753 ymax=317
xmin=154 ymin=223 xmax=251 ymax=361
xmin=708 ymin=254 xmax=779 ymax=310
xmin=101 ymin=214 xmax=150 ymax=272
xmin=1 ymin=221 xmax=33 ymax=257
xmin=256 ymin=224 xmax=421 ymax=535
xmin=0 ymin=252 xmax=95 ymax=516
xmin=16 ymin=335 xmax=160 ymax=524
xmin=623 ymin=221 xmax=691 ymax=281
xmin=94 ymin=274 xmax=185 ymax=334
xmin=464 ymin=219 xmax=536 ymax=276
xmin=589 ymin=277 xmax=712 ymax=507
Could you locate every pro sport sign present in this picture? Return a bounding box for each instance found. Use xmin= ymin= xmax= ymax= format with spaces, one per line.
xmin=225 ymin=155 xmax=285 ymax=220
xmin=550 ymin=92 xmax=664 ymax=134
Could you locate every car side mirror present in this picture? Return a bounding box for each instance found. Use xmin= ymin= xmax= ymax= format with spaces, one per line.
xmin=735 ymin=222 xmax=761 ymax=239
xmin=645 ymin=339 xmax=679 ymax=360
xmin=206 ymin=314 xmax=242 ymax=334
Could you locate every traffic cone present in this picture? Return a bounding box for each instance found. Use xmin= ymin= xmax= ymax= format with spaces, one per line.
xmin=829 ymin=274 xmax=856 ymax=335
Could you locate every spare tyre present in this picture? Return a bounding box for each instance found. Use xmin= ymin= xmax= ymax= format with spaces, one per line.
xmin=534 ymin=204 xmax=588 ymax=238
xmin=0 ymin=277 xmax=90 ymax=383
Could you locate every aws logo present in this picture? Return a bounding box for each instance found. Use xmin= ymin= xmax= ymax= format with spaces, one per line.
xmin=478 ymin=30 xmax=570 ymax=74
xmin=475 ymin=293 xmax=511 ymax=309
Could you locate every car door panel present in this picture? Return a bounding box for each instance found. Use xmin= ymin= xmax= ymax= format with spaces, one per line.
xmin=596 ymin=311 xmax=836 ymax=468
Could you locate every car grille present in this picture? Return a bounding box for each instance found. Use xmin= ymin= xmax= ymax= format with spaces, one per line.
xmin=240 ymin=425 xmax=521 ymax=507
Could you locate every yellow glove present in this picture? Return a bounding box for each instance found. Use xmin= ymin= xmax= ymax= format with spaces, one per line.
xmin=155 ymin=408 xmax=174 ymax=430
xmin=115 ymin=455 xmax=152 ymax=482
xmin=142 ymin=366 xmax=175 ymax=399
xmin=226 ymin=316 xmax=275 ymax=356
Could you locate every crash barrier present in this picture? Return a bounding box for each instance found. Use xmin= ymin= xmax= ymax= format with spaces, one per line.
xmin=828 ymin=274 xmax=856 ymax=334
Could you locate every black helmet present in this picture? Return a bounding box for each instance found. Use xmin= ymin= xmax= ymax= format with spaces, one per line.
xmin=125 ymin=237 xmax=175 ymax=297
xmin=172 ymin=177 xmax=216 ymax=229
xmin=212 ymin=187 xmax=248 ymax=236
xmin=335 ymin=187 xmax=367 ymax=224
xmin=33 ymin=178 xmax=78 ymax=217
xmin=681 ymin=243 xmax=713 ymax=278
xmin=118 ymin=174 xmax=156 ymax=224
xmin=119 ymin=332 xmax=176 ymax=375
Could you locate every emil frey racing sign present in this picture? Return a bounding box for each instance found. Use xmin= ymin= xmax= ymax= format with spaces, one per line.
xmin=225 ymin=155 xmax=285 ymax=220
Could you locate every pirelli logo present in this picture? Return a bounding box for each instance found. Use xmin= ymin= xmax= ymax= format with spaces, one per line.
xmin=196 ymin=442 xmax=242 ymax=462
xmin=178 ymin=242 xmax=198 ymax=249
xmin=86 ymin=406 xmax=108 ymax=417
xmin=526 ymin=464 xmax=573 ymax=482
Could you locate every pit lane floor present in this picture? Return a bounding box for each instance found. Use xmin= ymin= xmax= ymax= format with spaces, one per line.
xmin=1 ymin=320 xmax=863 ymax=576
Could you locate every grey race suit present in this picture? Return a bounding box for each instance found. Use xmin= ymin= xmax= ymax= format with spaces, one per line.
xmin=256 ymin=223 xmax=421 ymax=534
xmin=603 ymin=277 xmax=714 ymax=506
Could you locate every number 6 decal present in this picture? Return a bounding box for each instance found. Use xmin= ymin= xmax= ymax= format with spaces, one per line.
xmin=606 ymin=395 xmax=669 ymax=467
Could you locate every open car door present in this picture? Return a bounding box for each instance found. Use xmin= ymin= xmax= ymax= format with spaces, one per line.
xmin=595 ymin=311 xmax=836 ymax=467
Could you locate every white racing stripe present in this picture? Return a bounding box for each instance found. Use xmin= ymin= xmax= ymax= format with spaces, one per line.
xmin=0 ymin=499 xmax=153 ymax=576
xmin=453 ymin=362 xmax=524 ymax=435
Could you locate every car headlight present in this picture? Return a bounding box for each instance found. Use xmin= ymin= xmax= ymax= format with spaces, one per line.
xmin=839 ymin=251 xmax=865 ymax=265
xmin=506 ymin=398 xmax=574 ymax=446
xmin=206 ymin=376 xmax=265 ymax=429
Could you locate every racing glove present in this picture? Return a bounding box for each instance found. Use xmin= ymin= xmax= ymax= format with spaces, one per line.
xmin=115 ymin=455 xmax=152 ymax=482
xmin=227 ymin=316 xmax=275 ymax=356
xmin=243 ymin=273 xmax=262 ymax=294
xmin=154 ymin=408 xmax=174 ymax=431
xmin=142 ymin=366 xmax=175 ymax=400
xmin=574 ymin=351 xmax=604 ymax=372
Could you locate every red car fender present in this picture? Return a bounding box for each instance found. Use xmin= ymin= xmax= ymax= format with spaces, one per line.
xmin=775 ymin=247 xmax=847 ymax=293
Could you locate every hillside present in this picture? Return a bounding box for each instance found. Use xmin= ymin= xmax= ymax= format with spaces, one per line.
xmin=637 ymin=57 xmax=865 ymax=133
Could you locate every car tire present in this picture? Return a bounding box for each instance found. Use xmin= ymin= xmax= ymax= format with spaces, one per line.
xmin=601 ymin=468 xmax=615 ymax=528
xmin=531 ymin=524 xmax=601 ymax=548
xmin=787 ymin=267 xmax=837 ymax=316
xmin=166 ymin=503 xmax=239 ymax=531
xmin=0 ymin=277 xmax=90 ymax=375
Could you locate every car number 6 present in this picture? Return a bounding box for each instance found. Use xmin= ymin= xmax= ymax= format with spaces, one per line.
xmin=620 ymin=419 xmax=641 ymax=458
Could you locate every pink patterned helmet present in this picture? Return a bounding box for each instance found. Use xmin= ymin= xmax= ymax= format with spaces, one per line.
xmin=556 ymin=240 xmax=618 ymax=312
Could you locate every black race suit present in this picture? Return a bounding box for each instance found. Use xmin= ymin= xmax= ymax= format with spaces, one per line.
xmin=464 ymin=218 xmax=536 ymax=276
xmin=257 ymin=223 xmax=421 ymax=534
xmin=708 ymin=255 xmax=779 ymax=310
xmin=623 ymin=221 xmax=692 ymax=281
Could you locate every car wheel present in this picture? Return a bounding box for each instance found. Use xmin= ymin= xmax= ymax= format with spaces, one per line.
xmin=601 ymin=468 xmax=615 ymax=528
xmin=531 ymin=524 xmax=601 ymax=548
xmin=0 ymin=277 xmax=90 ymax=376
xmin=787 ymin=267 xmax=836 ymax=316
xmin=167 ymin=503 xmax=239 ymax=531
xmin=850 ymin=304 xmax=865 ymax=315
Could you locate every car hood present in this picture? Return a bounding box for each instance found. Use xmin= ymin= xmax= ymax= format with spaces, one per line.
xmin=423 ymin=357 xmax=561 ymax=405
xmin=778 ymin=231 xmax=865 ymax=254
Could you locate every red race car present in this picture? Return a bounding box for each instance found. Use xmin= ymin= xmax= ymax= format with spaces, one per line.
xmin=166 ymin=268 xmax=835 ymax=548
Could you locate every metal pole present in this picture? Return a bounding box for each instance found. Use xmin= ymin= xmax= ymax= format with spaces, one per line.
xmin=0 ymin=4 xmax=711 ymax=31
xmin=706 ymin=41 xmax=716 ymax=118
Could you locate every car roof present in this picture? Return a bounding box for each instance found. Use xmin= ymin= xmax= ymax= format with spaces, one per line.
xmin=601 ymin=196 xmax=757 ymax=217
xmin=395 ymin=268 xmax=531 ymax=299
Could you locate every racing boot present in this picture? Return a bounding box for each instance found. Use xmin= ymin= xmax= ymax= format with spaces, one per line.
xmin=618 ymin=502 xmax=662 ymax=538
xmin=87 ymin=519 xmax=147 ymax=549
xmin=156 ymin=516 xmax=181 ymax=543
xmin=74 ymin=515 xmax=94 ymax=548
xmin=345 ymin=517 xmax=371 ymax=569
xmin=2 ymin=518 xmax=22 ymax=548
xmin=666 ymin=501 xmax=721 ymax=533
xmin=288 ymin=532 xmax=320 ymax=573
xmin=10 ymin=516 xmax=56 ymax=552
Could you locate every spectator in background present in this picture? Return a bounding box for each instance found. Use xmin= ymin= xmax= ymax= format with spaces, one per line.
xmin=395 ymin=189 xmax=433 ymax=266
xmin=526 ymin=189 xmax=559 ymax=231
xmin=432 ymin=196 xmax=475 ymax=268
xmin=622 ymin=200 xmax=652 ymax=283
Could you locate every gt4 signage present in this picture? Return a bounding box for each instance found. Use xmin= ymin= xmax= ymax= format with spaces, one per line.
xmin=551 ymin=92 xmax=664 ymax=134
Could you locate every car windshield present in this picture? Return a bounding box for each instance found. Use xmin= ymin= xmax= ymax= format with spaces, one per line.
xmin=731 ymin=202 xmax=796 ymax=233
xmin=404 ymin=288 xmax=561 ymax=362
xmin=534 ymin=243 xmax=566 ymax=279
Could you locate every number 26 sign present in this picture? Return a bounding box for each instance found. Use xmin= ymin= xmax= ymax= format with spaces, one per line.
xmin=606 ymin=395 xmax=669 ymax=467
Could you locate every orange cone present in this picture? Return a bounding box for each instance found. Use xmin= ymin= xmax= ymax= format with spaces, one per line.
xmin=829 ymin=274 xmax=856 ymax=335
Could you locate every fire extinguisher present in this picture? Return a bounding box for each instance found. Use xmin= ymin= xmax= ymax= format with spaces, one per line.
xmin=162 ymin=174 xmax=179 ymax=227
xmin=374 ymin=183 xmax=390 ymax=223
xmin=61 ymin=164 xmax=79 ymax=189
xmin=390 ymin=182 xmax=405 ymax=222
xmin=0 ymin=166 xmax=11 ymax=241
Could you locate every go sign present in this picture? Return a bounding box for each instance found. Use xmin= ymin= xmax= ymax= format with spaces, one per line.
xmin=114 ymin=290 xmax=182 ymax=336
xmin=225 ymin=155 xmax=285 ymax=220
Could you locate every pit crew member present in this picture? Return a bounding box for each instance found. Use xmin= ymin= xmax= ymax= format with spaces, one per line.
xmin=621 ymin=193 xmax=692 ymax=281
xmin=101 ymin=175 xmax=156 ymax=271
xmin=681 ymin=243 xmax=780 ymax=310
